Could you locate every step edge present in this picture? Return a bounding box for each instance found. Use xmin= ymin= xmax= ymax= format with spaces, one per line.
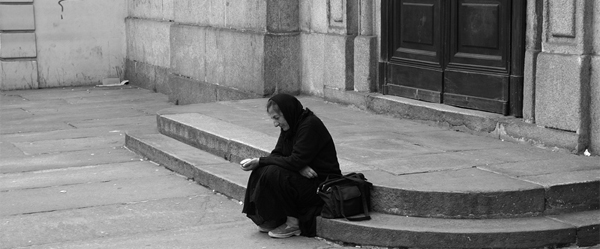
xmin=316 ymin=211 xmax=600 ymax=248
xmin=125 ymin=133 xmax=248 ymax=201
xmin=125 ymin=133 xmax=599 ymax=248
xmin=153 ymin=113 xmax=599 ymax=218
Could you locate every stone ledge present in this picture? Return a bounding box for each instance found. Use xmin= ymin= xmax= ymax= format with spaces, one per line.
xmin=152 ymin=111 xmax=598 ymax=219
xmin=323 ymin=89 xmax=581 ymax=154
xmin=125 ymin=129 xmax=599 ymax=248
xmin=317 ymin=211 xmax=599 ymax=248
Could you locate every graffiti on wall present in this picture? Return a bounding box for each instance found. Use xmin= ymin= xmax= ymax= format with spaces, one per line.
xmin=58 ymin=0 xmax=66 ymax=19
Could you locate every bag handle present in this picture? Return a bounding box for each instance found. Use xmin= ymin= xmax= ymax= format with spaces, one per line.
xmin=319 ymin=173 xmax=367 ymax=191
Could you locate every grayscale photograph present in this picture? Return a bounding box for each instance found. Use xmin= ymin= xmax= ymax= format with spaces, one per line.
xmin=1 ymin=0 xmax=598 ymax=248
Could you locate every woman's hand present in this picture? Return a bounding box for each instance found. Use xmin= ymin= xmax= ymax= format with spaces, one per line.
xmin=240 ymin=158 xmax=259 ymax=171
xmin=299 ymin=166 xmax=318 ymax=179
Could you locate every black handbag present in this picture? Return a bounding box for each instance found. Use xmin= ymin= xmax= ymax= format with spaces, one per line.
xmin=317 ymin=172 xmax=372 ymax=221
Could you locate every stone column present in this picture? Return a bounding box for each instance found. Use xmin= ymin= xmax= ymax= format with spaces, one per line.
xmin=534 ymin=0 xmax=594 ymax=153
xmin=354 ymin=0 xmax=378 ymax=92
xmin=0 ymin=0 xmax=38 ymax=90
xmin=324 ymin=0 xmax=359 ymax=93
xmin=522 ymin=0 xmax=543 ymax=123
xmin=589 ymin=1 xmax=600 ymax=155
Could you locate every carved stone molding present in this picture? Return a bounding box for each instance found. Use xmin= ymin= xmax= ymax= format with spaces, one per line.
xmin=327 ymin=0 xmax=358 ymax=35
xmin=542 ymin=0 xmax=593 ymax=54
xmin=548 ymin=0 xmax=576 ymax=38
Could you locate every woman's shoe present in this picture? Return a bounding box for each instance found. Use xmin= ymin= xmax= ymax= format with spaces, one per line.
xmin=257 ymin=225 xmax=271 ymax=233
xmin=267 ymin=224 xmax=301 ymax=238
xmin=257 ymin=219 xmax=283 ymax=233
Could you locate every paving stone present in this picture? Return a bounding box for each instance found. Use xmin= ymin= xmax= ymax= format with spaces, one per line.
xmin=398 ymin=130 xmax=515 ymax=151
xmin=0 ymin=195 xmax=245 ymax=249
xmin=369 ymin=151 xmax=503 ymax=175
xmin=67 ymin=116 xmax=156 ymax=129
xmin=336 ymin=136 xmax=442 ymax=164
xmin=12 ymin=135 xmax=124 ymax=155
xmin=457 ymin=146 xmax=568 ymax=163
xmin=481 ymin=157 xmax=600 ymax=177
xmin=0 ymin=98 xmax=69 ymax=110
xmin=0 ymin=148 xmax=140 ymax=174
xmin=10 ymin=86 xmax=154 ymax=101
xmin=1 ymin=125 xmax=155 ymax=143
xmin=0 ymin=121 xmax=75 ymax=135
xmin=0 ymin=161 xmax=171 ymax=192
xmin=20 ymin=221 xmax=330 ymax=249
xmin=0 ymin=141 xmax=25 ymax=158
xmin=0 ymin=175 xmax=200 ymax=216
xmin=0 ymin=94 xmax=28 ymax=105
xmin=0 ymin=108 xmax=33 ymax=120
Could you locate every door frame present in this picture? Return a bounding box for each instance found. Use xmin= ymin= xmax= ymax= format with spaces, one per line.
xmin=379 ymin=0 xmax=525 ymax=117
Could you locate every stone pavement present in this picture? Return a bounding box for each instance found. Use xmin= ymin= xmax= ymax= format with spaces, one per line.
xmin=125 ymin=95 xmax=599 ymax=248
xmin=0 ymin=87 xmax=343 ymax=249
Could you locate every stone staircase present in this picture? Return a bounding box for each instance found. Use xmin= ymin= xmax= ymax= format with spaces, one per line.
xmin=125 ymin=97 xmax=599 ymax=248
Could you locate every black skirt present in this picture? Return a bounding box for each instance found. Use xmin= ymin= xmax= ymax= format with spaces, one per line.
xmin=242 ymin=165 xmax=323 ymax=236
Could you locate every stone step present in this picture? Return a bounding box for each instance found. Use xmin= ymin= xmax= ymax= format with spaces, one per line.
xmin=323 ymin=90 xmax=582 ymax=154
xmin=152 ymin=112 xmax=599 ymax=219
xmin=317 ymin=210 xmax=600 ymax=248
xmin=124 ymin=133 xmax=600 ymax=248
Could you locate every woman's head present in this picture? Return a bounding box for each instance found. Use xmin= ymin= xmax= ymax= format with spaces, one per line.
xmin=267 ymin=94 xmax=304 ymax=132
xmin=267 ymin=100 xmax=290 ymax=131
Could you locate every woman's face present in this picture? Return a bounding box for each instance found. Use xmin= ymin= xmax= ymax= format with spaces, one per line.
xmin=268 ymin=106 xmax=290 ymax=131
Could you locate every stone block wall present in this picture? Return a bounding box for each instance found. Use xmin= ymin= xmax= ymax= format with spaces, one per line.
xmin=0 ymin=0 xmax=127 ymax=90
xmin=298 ymin=0 xmax=378 ymax=97
xmin=125 ymin=0 xmax=378 ymax=103
xmin=0 ymin=0 xmax=38 ymax=90
xmin=526 ymin=0 xmax=598 ymax=154
xmin=590 ymin=1 xmax=600 ymax=154
xmin=126 ymin=0 xmax=301 ymax=105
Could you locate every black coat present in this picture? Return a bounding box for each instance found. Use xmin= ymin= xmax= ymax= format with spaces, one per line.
xmin=259 ymin=110 xmax=341 ymax=181
xmin=242 ymin=94 xmax=341 ymax=237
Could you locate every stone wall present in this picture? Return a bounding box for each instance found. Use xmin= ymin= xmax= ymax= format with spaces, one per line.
xmin=0 ymin=0 xmax=127 ymax=90
xmin=125 ymin=0 xmax=378 ymax=104
xmin=590 ymin=0 xmax=600 ymax=154
xmin=124 ymin=0 xmax=598 ymax=154
xmin=299 ymin=0 xmax=378 ymax=97
xmin=125 ymin=0 xmax=301 ymax=105
xmin=524 ymin=0 xmax=599 ymax=154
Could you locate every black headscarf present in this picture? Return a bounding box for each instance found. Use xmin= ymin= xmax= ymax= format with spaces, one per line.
xmin=268 ymin=94 xmax=309 ymax=138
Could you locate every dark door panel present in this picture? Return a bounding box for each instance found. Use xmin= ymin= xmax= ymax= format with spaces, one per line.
xmin=447 ymin=0 xmax=510 ymax=71
xmin=444 ymin=69 xmax=509 ymax=114
xmin=387 ymin=0 xmax=444 ymax=103
xmin=381 ymin=0 xmax=523 ymax=115
xmin=391 ymin=0 xmax=443 ymax=65
xmin=386 ymin=63 xmax=443 ymax=102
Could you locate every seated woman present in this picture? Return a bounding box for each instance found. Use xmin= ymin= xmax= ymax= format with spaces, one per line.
xmin=239 ymin=93 xmax=342 ymax=238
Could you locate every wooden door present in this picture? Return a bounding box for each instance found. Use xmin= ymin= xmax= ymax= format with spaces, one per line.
xmin=381 ymin=0 xmax=525 ymax=116
xmin=385 ymin=0 xmax=445 ymax=103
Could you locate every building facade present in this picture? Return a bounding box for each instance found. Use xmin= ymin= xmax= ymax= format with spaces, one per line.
xmin=0 ymin=0 xmax=126 ymax=89
xmin=123 ymin=0 xmax=599 ymax=155
xmin=1 ymin=0 xmax=598 ymax=155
